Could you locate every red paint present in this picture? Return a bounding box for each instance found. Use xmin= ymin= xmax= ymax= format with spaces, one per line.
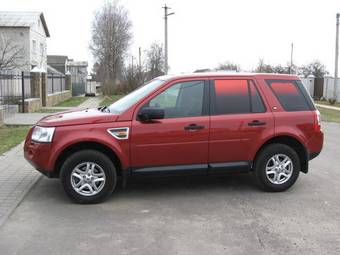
xmin=24 ymin=73 xmax=323 ymax=177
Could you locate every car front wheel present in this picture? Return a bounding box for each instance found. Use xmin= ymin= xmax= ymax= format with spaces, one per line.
xmin=60 ymin=150 xmax=117 ymax=203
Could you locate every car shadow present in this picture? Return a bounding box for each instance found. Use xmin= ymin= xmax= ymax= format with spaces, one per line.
xmin=34 ymin=173 xmax=261 ymax=204
xmin=108 ymin=173 xmax=260 ymax=201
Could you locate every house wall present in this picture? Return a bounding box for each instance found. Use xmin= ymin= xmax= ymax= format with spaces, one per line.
xmin=0 ymin=27 xmax=30 ymax=71
xmin=68 ymin=65 xmax=88 ymax=84
xmin=29 ymin=17 xmax=47 ymax=70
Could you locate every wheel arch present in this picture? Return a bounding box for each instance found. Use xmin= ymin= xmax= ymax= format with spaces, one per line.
xmin=54 ymin=141 xmax=123 ymax=178
xmin=253 ymin=135 xmax=309 ymax=173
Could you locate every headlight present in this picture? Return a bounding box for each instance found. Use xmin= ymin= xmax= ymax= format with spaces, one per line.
xmin=31 ymin=126 xmax=55 ymax=143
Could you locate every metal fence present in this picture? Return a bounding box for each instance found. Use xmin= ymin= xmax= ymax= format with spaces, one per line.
xmin=47 ymin=73 xmax=66 ymax=94
xmin=0 ymin=70 xmax=31 ymax=113
xmin=300 ymin=76 xmax=340 ymax=101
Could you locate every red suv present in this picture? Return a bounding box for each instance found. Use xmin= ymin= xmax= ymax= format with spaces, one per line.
xmin=24 ymin=73 xmax=323 ymax=203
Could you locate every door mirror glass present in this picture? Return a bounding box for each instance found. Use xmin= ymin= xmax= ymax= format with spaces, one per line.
xmin=138 ymin=107 xmax=165 ymax=121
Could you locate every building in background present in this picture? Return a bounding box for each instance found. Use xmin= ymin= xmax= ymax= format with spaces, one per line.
xmin=47 ymin=55 xmax=68 ymax=74
xmin=67 ymin=60 xmax=88 ymax=96
xmin=0 ymin=11 xmax=50 ymax=71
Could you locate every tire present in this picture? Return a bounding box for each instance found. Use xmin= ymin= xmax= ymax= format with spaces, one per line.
xmin=254 ymin=144 xmax=300 ymax=192
xmin=60 ymin=150 xmax=117 ymax=204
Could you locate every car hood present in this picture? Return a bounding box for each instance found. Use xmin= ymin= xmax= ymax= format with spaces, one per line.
xmin=37 ymin=108 xmax=119 ymax=127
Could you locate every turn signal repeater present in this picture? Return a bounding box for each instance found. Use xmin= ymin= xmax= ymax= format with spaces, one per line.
xmin=107 ymin=127 xmax=129 ymax=140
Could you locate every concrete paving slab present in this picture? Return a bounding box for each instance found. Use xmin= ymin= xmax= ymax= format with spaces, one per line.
xmin=0 ymin=142 xmax=40 ymax=227
xmin=4 ymin=113 xmax=49 ymax=125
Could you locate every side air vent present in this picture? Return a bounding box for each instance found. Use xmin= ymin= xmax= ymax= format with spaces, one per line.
xmin=107 ymin=127 xmax=129 ymax=140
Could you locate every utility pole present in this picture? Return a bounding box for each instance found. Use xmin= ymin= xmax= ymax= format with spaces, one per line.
xmin=290 ymin=43 xmax=294 ymax=74
xmin=131 ymin=56 xmax=134 ymax=74
xmin=334 ymin=13 xmax=340 ymax=100
xmin=163 ymin=4 xmax=174 ymax=74
xmin=138 ymin=47 xmax=142 ymax=71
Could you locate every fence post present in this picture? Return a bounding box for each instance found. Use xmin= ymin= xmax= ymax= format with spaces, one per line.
xmin=21 ymin=71 xmax=25 ymax=113
xmin=41 ymin=72 xmax=47 ymax=107
xmin=65 ymin=72 xmax=72 ymax=94
xmin=51 ymin=73 xmax=54 ymax=94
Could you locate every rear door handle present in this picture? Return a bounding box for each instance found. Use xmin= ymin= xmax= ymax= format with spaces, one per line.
xmin=184 ymin=124 xmax=205 ymax=131
xmin=248 ymin=120 xmax=266 ymax=126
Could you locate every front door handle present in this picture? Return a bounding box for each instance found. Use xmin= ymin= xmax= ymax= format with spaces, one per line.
xmin=184 ymin=124 xmax=205 ymax=131
xmin=248 ymin=120 xmax=266 ymax=126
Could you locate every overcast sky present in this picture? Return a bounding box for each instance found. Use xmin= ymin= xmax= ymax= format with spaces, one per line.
xmin=2 ymin=0 xmax=340 ymax=74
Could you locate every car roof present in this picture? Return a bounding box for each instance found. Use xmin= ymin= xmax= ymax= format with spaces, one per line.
xmin=158 ymin=72 xmax=299 ymax=81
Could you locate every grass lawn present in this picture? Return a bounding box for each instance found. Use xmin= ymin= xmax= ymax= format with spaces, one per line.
xmin=317 ymin=107 xmax=340 ymax=123
xmin=55 ymin=96 xmax=88 ymax=107
xmin=99 ymin=95 xmax=124 ymax=107
xmin=315 ymin=100 xmax=340 ymax=108
xmin=0 ymin=125 xmax=31 ymax=155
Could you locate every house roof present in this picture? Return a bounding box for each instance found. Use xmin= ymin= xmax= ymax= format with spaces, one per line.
xmin=47 ymin=55 xmax=69 ymax=65
xmin=67 ymin=61 xmax=88 ymax=67
xmin=0 ymin=11 xmax=50 ymax=37
xmin=47 ymin=65 xmax=64 ymax=75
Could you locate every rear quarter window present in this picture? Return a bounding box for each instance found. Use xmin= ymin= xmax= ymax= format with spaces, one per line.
xmin=266 ymin=80 xmax=315 ymax=111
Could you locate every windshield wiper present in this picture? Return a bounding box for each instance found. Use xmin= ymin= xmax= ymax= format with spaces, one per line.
xmin=98 ymin=106 xmax=110 ymax=113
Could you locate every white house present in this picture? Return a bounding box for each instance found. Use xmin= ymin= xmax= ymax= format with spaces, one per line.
xmin=0 ymin=11 xmax=50 ymax=71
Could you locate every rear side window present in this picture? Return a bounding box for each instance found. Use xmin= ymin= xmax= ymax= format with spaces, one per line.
xmin=266 ymin=80 xmax=315 ymax=111
xmin=249 ymin=81 xmax=266 ymax=113
xmin=211 ymin=79 xmax=266 ymax=114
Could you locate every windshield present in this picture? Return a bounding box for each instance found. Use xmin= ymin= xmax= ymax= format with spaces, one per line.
xmin=108 ymin=79 xmax=165 ymax=114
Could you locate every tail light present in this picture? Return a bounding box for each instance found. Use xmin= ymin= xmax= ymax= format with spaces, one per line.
xmin=314 ymin=110 xmax=321 ymax=132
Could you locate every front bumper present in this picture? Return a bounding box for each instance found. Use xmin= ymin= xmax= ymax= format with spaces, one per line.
xmin=24 ymin=133 xmax=57 ymax=178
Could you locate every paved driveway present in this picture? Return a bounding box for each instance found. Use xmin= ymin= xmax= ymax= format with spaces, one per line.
xmin=0 ymin=123 xmax=339 ymax=255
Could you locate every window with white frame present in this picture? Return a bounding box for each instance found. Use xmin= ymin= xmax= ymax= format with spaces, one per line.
xmin=40 ymin=43 xmax=44 ymax=56
xmin=32 ymin=40 xmax=37 ymax=54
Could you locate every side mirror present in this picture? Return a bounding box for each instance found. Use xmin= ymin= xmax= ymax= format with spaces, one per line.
xmin=138 ymin=107 xmax=164 ymax=121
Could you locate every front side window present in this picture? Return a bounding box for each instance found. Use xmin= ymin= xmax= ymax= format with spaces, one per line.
xmin=144 ymin=80 xmax=205 ymax=118
xmin=266 ymin=80 xmax=313 ymax=111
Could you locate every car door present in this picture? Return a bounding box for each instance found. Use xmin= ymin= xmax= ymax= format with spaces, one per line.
xmin=209 ymin=78 xmax=274 ymax=171
xmin=130 ymin=79 xmax=210 ymax=174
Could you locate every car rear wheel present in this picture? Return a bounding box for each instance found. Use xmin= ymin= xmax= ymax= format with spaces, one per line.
xmin=254 ymin=144 xmax=300 ymax=192
xmin=60 ymin=150 xmax=117 ymax=204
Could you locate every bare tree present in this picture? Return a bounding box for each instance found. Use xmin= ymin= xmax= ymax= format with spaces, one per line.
xmin=216 ymin=61 xmax=240 ymax=72
xmin=254 ymin=59 xmax=291 ymax=74
xmin=38 ymin=43 xmax=46 ymax=70
xmin=145 ymin=42 xmax=164 ymax=80
xmin=0 ymin=35 xmax=26 ymax=70
xmin=90 ymin=1 xmax=132 ymax=95
xmin=254 ymin=58 xmax=273 ymax=73
xmin=298 ymin=60 xmax=328 ymax=78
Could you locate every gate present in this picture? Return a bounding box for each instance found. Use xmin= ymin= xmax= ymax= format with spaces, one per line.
xmin=314 ymin=78 xmax=324 ymax=100
xmin=72 ymin=82 xmax=85 ymax=96
xmin=0 ymin=70 xmax=31 ymax=115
